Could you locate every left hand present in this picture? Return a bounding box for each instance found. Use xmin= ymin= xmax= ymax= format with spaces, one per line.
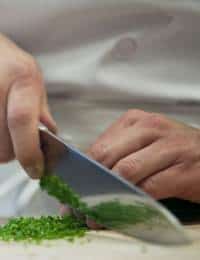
xmin=87 ymin=109 xmax=200 ymax=203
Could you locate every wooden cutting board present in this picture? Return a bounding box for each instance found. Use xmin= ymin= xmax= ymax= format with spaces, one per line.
xmin=0 ymin=225 xmax=200 ymax=260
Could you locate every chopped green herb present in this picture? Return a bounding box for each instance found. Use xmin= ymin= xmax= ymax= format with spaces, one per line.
xmin=0 ymin=215 xmax=87 ymax=243
xmin=0 ymin=175 xmax=164 ymax=243
xmin=86 ymin=200 xmax=161 ymax=228
xmin=40 ymin=175 xmax=162 ymax=230
xmin=40 ymin=175 xmax=88 ymax=212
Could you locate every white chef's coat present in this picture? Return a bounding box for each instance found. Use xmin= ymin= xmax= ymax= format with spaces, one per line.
xmin=0 ymin=0 xmax=200 ymax=216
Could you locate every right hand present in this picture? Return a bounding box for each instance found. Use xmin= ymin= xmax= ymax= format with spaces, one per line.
xmin=0 ymin=33 xmax=57 ymax=178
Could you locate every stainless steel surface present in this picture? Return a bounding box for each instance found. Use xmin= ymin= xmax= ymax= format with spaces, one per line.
xmin=39 ymin=127 xmax=190 ymax=245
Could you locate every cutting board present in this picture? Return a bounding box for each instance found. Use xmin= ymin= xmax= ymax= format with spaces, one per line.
xmin=0 ymin=225 xmax=200 ymax=260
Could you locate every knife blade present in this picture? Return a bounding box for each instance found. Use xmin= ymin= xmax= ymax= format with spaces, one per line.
xmin=39 ymin=126 xmax=190 ymax=245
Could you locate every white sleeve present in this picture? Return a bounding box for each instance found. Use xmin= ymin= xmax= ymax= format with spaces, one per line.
xmin=0 ymin=162 xmax=59 ymax=217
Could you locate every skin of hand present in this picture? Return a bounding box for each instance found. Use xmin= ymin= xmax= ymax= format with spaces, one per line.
xmin=87 ymin=109 xmax=200 ymax=203
xmin=60 ymin=204 xmax=103 ymax=229
xmin=0 ymin=34 xmax=56 ymax=178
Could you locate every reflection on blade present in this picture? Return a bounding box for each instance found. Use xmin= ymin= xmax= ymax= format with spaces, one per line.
xmin=83 ymin=195 xmax=188 ymax=245
xmin=39 ymin=127 xmax=190 ymax=245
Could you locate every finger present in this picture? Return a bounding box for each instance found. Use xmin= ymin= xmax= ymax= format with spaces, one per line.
xmin=60 ymin=205 xmax=103 ymax=229
xmin=7 ymin=81 xmax=44 ymax=179
xmin=40 ymin=99 xmax=57 ymax=134
xmin=86 ymin=217 xmax=104 ymax=230
xmin=112 ymin=138 xmax=179 ymax=184
xmin=0 ymin=86 xmax=14 ymax=162
xmin=87 ymin=110 xmax=147 ymax=161
xmin=139 ymin=164 xmax=185 ymax=200
xmin=59 ymin=204 xmax=73 ymax=216
xmin=89 ymin=127 xmax=159 ymax=169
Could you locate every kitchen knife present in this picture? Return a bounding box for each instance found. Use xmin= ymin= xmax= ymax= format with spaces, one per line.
xmin=39 ymin=126 xmax=190 ymax=245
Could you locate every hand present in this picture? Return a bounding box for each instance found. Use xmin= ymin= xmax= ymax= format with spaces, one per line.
xmin=88 ymin=109 xmax=200 ymax=203
xmin=0 ymin=34 xmax=56 ymax=178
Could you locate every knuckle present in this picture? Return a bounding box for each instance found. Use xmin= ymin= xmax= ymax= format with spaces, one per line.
xmin=122 ymin=109 xmax=146 ymax=127
xmin=166 ymin=134 xmax=189 ymax=158
xmin=114 ymin=158 xmax=139 ymax=180
xmin=141 ymin=178 xmax=159 ymax=197
xmin=168 ymin=135 xmax=184 ymax=148
xmin=8 ymin=108 xmax=33 ymax=130
xmin=142 ymin=113 xmax=169 ymax=130
xmin=89 ymin=142 xmax=108 ymax=162
xmin=181 ymin=132 xmax=200 ymax=160
xmin=11 ymin=55 xmax=42 ymax=85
